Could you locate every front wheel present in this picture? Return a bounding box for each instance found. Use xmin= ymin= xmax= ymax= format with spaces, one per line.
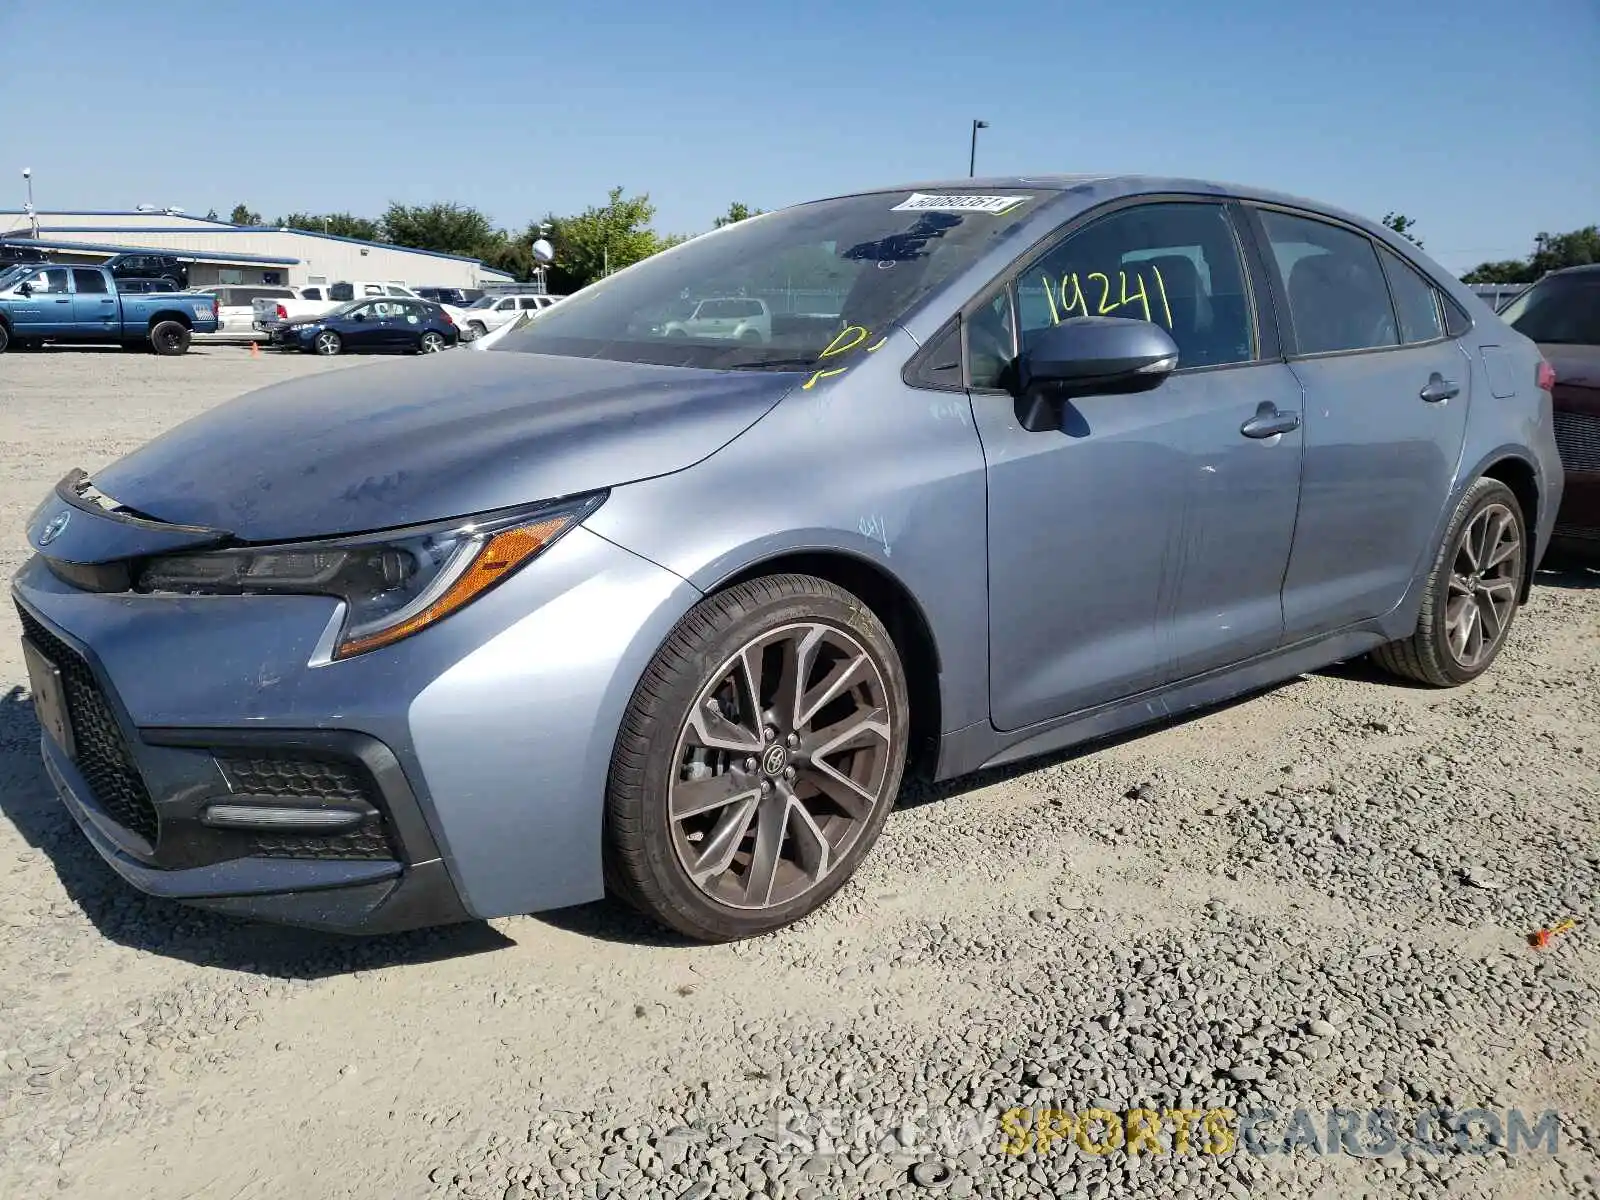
xmin=149 ymin=320 xmax=191 ymax=356
xmin=313 ymin=330 xmax=342 ymax=356
xmin=1370 ymin=477 xmax=1527 ymax=686
xmin=0 ymin=323 xmax=9 ymax=354
xmin=467 ymin=321 xmax=487 ymax=340
xmin=605 ymin=574 xmax=910 ymax=941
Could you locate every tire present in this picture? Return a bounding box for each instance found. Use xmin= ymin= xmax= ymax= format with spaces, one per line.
xmin=418 ymin=331 xmax=446 ymax=354
xmin=605 ymin=574 xmax=910 ymax=941
xmin=149 ymin=320 xmax=191 ymax=356
xmin=468 ymin=321 xmax=487 ymax=340
xmin=313 ymin=330 xmax=342 ymax=356
xmin=1371 ymin=477 xmax=1527 ymax=687
xmin=0 ymin=323 xmax=9 ymax=354
xmin=738 ymin=328 xmax=763 ymax=344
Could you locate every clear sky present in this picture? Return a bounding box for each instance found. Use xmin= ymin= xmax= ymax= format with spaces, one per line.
xmin=2 ymin=0 xmax=1595 ymax=274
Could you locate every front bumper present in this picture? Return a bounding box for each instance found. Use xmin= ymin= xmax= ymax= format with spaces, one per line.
xmin=18 ymin=598 xmax=470 ymax=934
xmin=10 ymin=520 xmax=702 ymax=933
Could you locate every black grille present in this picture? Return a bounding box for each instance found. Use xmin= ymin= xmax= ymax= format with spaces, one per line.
xmin=16 ymin=606 xmax=160 ymax=844
xmin=217 ymin=753 xmax=395 ymax=860
xmin=1554 ymin=411 xmax=1600 ymax=473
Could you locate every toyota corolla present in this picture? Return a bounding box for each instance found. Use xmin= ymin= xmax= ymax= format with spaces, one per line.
xmin=12 ymin=175 xmax=1563 ymax=942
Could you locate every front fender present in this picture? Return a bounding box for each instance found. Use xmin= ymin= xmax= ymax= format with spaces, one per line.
xmin=406 ymin=526 xmax=703 ymax=919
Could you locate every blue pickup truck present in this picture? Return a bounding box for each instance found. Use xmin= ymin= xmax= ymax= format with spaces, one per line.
xmin=0 ymin=263 xmax=218 ymax=355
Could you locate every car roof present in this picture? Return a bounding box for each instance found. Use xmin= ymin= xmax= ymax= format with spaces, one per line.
xmin=813 ymin=173 xmax=1381 ymax=232
xmin=1547 ymin=263 xmax=1600 ymax=279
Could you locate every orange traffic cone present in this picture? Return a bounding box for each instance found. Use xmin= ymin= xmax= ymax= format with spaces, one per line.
xmin=250 ymin=342 xmax=261 ymax=358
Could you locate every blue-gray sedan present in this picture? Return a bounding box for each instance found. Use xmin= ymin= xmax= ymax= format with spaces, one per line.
xmin=11 ymin=175 xmax=1564 ymax=941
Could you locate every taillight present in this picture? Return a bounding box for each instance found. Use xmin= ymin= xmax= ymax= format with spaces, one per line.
xmin=275 ymin=303 xmax=288 ymax=320
xmin=1536 ymin=360 xmax=1556 ymax=393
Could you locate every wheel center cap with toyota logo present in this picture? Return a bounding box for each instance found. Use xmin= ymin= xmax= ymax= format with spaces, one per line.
xmin=761 ymin=743 xmax=788 ymax=777
xmin=36 ymin=510 xmax=70 ymax=546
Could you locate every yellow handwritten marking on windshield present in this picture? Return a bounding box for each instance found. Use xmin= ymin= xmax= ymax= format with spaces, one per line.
xmin=804 ymin=327 xmax=886 ymax=390
xmin=821 ymin=325 xmax=871 ymax=358
xmin=1039 ymin=264 xmax=1171 ymax=329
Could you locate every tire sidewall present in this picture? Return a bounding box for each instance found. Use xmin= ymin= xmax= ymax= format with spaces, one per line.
xmin=315 ymin=332 xmax=341 ymax=356
xmin=150 ymin=321 xmax=190 ymax=356
xmin=0 ymin=323 xmax=9 ymax=354
xmin=609 ymin=578 xmax=910 ymax=939
xmin=1423 ymin=480 xmax=1525 ymax=685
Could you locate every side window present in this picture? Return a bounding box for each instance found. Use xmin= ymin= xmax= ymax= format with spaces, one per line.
xmin=496 ymin=298 xmax=516 ymax=311
xmin=965 ymin=290 xmax=1016 ymax=390
xmin=329 ymin=283 xmax=354 ymax=302
xmin=1258 ymin=210 xmax=1398 ymax=355
xmin=302 ymin=287 xmax=323 ymax=301
xmin=518 ymin=296 xmax=542 ymax=310
xmin=72 ymin=269 xmax=109 ymax=295
xmin=363 ymin=284 xmax=385 ymax=297
xmin=386 ymin=285 xmax=410 ymax=297
xmin=25 ymin=268 xmax=71 ymax=294
xmin=1377 ymin=245 xmax=1444 ymax=344
xmin=1012 ymin=202 xmax=1256 ymax=374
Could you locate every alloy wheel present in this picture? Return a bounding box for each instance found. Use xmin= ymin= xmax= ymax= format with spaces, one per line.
xmin=1445 ymin=501 xmax=1522 ymax=669
xmin=421 ymin=332 xmax=446 ymax=353
xmin=314 ymin=332 xmax=340 ymax=356
xmin=668 ymin=622 xmax=896 ymax=911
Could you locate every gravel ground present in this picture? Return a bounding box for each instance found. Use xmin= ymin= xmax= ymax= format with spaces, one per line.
xmin=0 ymin=347 xmax=1596 ymax=1200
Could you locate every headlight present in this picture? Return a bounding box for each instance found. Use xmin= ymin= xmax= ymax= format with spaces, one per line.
xmin=136 ymin=493 xmax=605 ymax=659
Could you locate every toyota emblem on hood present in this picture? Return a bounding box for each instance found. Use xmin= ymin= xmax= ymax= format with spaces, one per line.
xmin=36 ymin=510 xmax=70 ymax=546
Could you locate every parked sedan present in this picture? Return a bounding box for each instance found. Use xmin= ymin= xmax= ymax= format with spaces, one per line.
xmin=1500 ymin=264 xmax=1600 ymax=559
xmin=12 ymin=175 xmax=1562 ymax=943
xmin=275 ymin=297 xmax=458 ymax=355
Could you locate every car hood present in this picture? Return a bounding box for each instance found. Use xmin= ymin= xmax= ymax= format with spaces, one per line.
xmin=90 ymin=352 xmax=796 ymax=542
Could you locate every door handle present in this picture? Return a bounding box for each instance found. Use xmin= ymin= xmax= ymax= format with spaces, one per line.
xmin=101 ymin=298 xmax=116 ymax=304
xmin=1240 ymin=401 xmax=1301 ymax=439
xmin=1420 ymin=373 xmax=1460 ymax=403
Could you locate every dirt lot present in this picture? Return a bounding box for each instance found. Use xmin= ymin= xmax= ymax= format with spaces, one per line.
xmin=1 ymin=347 xmax=1597 ymax=1200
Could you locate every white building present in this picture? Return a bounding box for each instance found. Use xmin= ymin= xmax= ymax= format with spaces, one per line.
xmin=0 ymin=209 xmax=513 ymax=290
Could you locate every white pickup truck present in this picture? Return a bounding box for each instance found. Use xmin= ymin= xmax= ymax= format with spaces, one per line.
xmin=253 ymin=281 xmax=469 ymax=335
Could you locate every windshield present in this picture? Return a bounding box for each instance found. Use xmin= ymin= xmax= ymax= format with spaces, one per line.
xmin=466 ymin=295 xmax=498 ymax=309
xmin=491 ymin=189 xmax=1038 ymax=369
xmin=0 ymin=264 xmax=30 ymax=288
xmin=321 ymin=300 xmax=366 ymax=319
xmin=1500 ymin=275 xmax=1600 ymax=345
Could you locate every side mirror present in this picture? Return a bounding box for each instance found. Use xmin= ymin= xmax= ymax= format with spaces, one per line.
xmin=17 ymin=282 xmax=32 ymax=297
xmin=1016 ymin=317 xmax=1180 ymax=433
xmin=352 ymin=312 xmax=367 ymax=322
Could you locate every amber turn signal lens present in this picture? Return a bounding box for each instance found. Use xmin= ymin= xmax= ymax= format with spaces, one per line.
xmin=335 ymin=517 xmax=568 ymax=658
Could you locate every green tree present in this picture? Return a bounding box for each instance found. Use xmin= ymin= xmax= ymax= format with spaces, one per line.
xmin=1462 ymin=225 xmax=1600 ymax=284
xmin=1382 ymin=212 xmax=1423 ymax=247
xmin=714 ymin=202 xmax=764 ymax=228
xmin=275 ymin=211 xmax=383 ymax=241
xmin=229 ymin=203 xmax=262 ymax=226
xmin=542 ymin=187 xmax=666 ymax=291
xmin=204 ymin=207 xmax=219 ymax=221
xmin=381 ymin=202 xmax=497 ymax=255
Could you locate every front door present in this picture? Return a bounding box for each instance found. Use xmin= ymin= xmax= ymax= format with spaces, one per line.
xmin=70 ymin=268 xmax=118 ymax=335
xmin=1251 ymin=208 xmax=1473 ymax=637
xmin=342 ymin=302 xmax=384 ymax=348
xmin=975 ymin=200 xmax=1305 ymax=730
xmin=10 ymin=267 xmax=73 ymax=336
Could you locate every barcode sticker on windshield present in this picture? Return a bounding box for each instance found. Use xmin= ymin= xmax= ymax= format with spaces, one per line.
xmin=891 ymin=193 xmax=1029 ymax=215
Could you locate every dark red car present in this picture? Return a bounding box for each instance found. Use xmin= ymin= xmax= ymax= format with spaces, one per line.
xmin=1501 ymin=264 xmax=1600 ymax=560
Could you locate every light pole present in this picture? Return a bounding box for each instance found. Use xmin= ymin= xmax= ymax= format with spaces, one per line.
xmin=21 ymin=167 xmax=38 ymax=237
xmin=968 ymin=120 xmax=989 ymax=178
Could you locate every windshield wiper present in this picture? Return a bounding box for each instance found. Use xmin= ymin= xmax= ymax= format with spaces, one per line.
xmin=727 ymin=358 xmax=816 ymax=371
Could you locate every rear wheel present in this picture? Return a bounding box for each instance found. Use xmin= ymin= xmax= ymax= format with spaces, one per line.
xmin=313 ymin=330 xmax=342 ymax=356
xmin=605 ymin=574 xmax=910 ymax=941
xmin=419 ymin=331 xmax=447 ymax=354
xmin=149 ymin=320 xmax=191 ymax=356
xmin=1371 ymin=477 xmax=1526 ymax=686
xmin=0 ymin=323 xmax=9 ymax=354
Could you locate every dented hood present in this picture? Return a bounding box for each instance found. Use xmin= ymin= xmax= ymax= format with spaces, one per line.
xmin=90 ymin=351 xmax=794 ymax=542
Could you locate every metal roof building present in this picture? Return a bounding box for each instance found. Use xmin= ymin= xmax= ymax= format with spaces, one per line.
xmin=0 ymin=209 xmax=513 ymax=290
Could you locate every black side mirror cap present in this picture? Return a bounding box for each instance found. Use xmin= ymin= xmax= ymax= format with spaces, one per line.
xmin=1016 ymin=316 xmax=1180 ymax=433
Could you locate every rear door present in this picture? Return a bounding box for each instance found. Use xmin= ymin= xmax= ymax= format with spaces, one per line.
xmin=70 ymin=268 xmax=118 ymax=335
xmin=1247 ymin=206 xmax=1472 ymax=637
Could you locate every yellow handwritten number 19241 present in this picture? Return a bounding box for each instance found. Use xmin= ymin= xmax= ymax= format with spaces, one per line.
xmin=1039 ymin=264 xmax=1173 ymax=329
